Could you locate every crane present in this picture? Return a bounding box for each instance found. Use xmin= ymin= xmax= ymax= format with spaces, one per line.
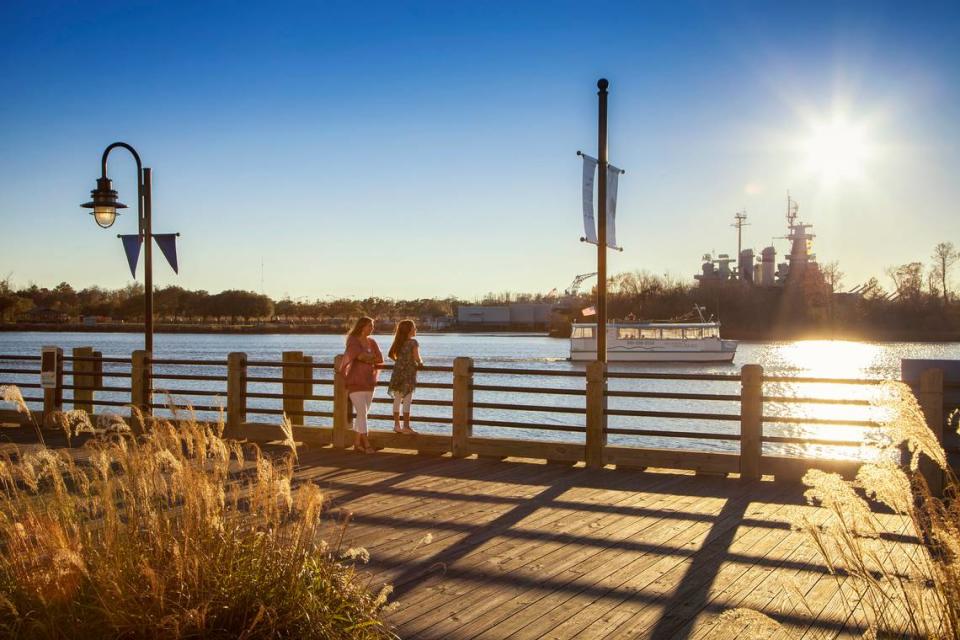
xmin=565 ymin=272 xmax=597 ymax=297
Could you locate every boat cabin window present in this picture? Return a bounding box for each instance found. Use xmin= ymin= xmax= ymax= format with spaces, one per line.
xmin=617 ymin=327 xmax=641 ymax=340
xmin=702 ymin=326 xmax=719 ymax=338
xmin=683 ymin=328 xmax=703 ymax=339
xmin=660 ymin=328 xmax=683 ymax=339
xmin=571 ymin=326 xmax=594 ymax=339
xmin=639 ymin=328 xmax=660 ymax=339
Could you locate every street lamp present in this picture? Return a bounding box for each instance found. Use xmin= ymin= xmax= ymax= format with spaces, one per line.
xmin=81 ymin=142 xmax=154 ymax=353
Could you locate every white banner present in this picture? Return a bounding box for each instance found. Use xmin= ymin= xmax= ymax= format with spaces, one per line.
xmin=606 ymin=164 xmax=622 ymax=250
xmin=579 ymin=153 xmax=623 ymax=250
xmin=580 ymin=153 xmax=598 ymax=244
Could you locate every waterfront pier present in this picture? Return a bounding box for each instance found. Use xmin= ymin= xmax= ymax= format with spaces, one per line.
xmin=1 ymin=347 xmax=955 ymax=637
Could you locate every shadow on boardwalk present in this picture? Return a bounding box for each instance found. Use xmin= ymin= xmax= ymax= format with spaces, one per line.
xmin=291 ymin=446 xmax=889 ymax=640
xmin=2 ymin=429 xmax=893 ymax=639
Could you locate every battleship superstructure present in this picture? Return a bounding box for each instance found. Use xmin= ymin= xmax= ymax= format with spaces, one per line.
xmin=695 ymin=194 xmax=822 ymax=287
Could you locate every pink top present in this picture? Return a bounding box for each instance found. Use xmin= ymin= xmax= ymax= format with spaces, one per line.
xmin=342 ymin=335 xmax=382 ymax=393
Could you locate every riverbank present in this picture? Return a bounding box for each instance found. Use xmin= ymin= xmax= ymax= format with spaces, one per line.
xmin=3 ymin=322 xmax=959 ymax=342
xmin=0 ymin=322 xmax=551 ymax=336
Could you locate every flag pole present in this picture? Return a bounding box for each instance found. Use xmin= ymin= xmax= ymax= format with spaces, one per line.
xmin=596 ymin=78 xmax=609 ymax=363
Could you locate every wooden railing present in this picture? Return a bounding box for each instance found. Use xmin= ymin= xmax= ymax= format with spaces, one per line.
xmin=0 ymin=347 xmax=953 ymax=487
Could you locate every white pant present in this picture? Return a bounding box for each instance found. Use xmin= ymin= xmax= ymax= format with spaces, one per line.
xmin=392 ymin=391 xmax=412 ymax=414
xmin=349 ymin=391 xmax=374 ymax=435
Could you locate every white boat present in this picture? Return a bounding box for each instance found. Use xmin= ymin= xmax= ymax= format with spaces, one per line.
xmin=569 ymin=321 xmax=737 ymax=362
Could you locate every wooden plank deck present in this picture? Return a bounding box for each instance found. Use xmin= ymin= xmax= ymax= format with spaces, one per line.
xmin=0 ymin=428 xmax=914 ymax=639
xmin=291 ymin=446 xmax=910 ymax=639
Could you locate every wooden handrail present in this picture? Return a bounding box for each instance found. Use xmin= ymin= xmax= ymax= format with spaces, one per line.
xmin=148 ymin=358 xmax=228 ymax=366
xmin=762 ymin=375 xmax=885 ymax=385
xmin=607 ymin=408 xmax=740 ymax=421
xmin=763 ymin=415 xmax=879 ymax=428
xmin=763 ymin=395 xmax=872 ymax=406
xmin=472 ymin=401 xmax=585 ymax=414
xmin=472 ymin=366 xmax=584 ymax=377
xmin=607 ymin=371 xmax=742 ymax=381
xmin=473 ymin=383 xmax=587 ymax=396
xmin=7 ymin=347 xmax=942 ymax=487
xmin=607 ymin=390 xmax=740 ymax=401
xmin=606 ymin=427 xmax=740 ymax=441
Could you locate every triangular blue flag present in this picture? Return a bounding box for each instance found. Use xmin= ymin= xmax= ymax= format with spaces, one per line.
xmin=119 ymin=235 xmax=142 ymax=278
xmin=153 ymin=234 xmax=179 ymax=274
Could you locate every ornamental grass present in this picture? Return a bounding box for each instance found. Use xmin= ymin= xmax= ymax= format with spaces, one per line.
xmin=0 ymin=386 xmax=396 ymax=639
xmin=720 ymin=382 xmax=960 ymax=638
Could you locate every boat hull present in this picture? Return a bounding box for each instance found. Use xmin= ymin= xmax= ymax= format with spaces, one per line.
xmin=570 ymin=349 xmax=736 ymax=363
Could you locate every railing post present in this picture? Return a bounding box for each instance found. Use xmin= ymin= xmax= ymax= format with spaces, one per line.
xmin=72 ymin=346 xmax=94 ymax=414
xmin=226 ymin=352 xmax=248 ymax=438
xmin=131 ymin=350 xmax=152 ymax=433
xmin=92 ymin=351 xmax=103 ymax=401
xmin=42 ymin=346 xmax=63 ymax=424
xmin=740 ymin=364 xmax=763 ymax=481
xmin=918 ymin=368 xmax=944 ymax=495
xmin=302 ymin=355 xmax=313 ymax=422
xmin=332 ymin=354 xmax=349 ymax=448
xmin=282 ymin=351 xmax=305 ymax=425
xmin=586 ymin=360 xmax=607 ymax=469
xmin=452 ymin=357 xmax=474 ymax=458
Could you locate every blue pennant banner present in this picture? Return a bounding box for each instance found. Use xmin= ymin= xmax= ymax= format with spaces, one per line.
xmin=119 ymin=235 xmax=143 ymax=278
xmin=153 ymin=234 xmax=179 ymax=274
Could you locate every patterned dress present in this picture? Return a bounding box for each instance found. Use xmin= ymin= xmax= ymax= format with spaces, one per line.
xmin=388 ymin=338 xmax=419 ymax=397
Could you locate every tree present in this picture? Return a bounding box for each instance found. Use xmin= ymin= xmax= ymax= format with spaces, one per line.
xmin=931 ymin=242 xmax=959 ymax=302
xmin=886 ymin=262 xmax=924 ymax=301
xmin=821 ymin=261 xmax=844 ymax=293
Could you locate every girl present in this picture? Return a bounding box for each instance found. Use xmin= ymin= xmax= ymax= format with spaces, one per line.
xmin=387 ymin=319 xmax=423 ymax=434
xmin=341 ymin=316 xmax=383 ymax=453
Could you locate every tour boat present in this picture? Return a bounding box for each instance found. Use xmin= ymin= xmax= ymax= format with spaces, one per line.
xmin=569 ymin=321 xmax=738 ymax=363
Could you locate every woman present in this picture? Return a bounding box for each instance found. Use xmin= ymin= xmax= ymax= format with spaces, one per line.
xmin=341 ymin=316 xmax=383 ymax=453
xmin=387 ymin=319 xmax=423 ymax=434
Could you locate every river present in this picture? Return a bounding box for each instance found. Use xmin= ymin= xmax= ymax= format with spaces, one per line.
xmin=2 ymin=332 xmax=958 ymax=460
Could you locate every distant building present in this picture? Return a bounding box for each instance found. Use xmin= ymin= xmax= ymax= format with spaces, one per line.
xmin=456 ymin=303 xmax=553 ymax=328
xmin=24 ymin=308 xmax=71 ymax=324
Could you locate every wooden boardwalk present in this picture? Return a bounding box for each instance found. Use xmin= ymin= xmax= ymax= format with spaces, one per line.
xmin=0 ymin=427 xmax=914 ymax=639
xmin=292 ymin=446 xmax=909 ymax=639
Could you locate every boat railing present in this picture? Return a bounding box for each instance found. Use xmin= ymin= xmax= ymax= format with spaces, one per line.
xmin=0 ymin=348 xmax=952 ymax=491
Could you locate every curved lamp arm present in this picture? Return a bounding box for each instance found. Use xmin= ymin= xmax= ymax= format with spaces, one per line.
xmin=100 ymin=142 xmax=144 ymax=235
xmin=101 ymin=141 xmax=142 ymax=178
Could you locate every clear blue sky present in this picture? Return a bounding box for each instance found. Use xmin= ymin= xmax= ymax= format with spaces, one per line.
xmin=1 ymin=1 xmax=958 ymax=299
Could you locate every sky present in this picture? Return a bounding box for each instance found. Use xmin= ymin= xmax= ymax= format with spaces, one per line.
xmin=1 ymin=1 xmax=958 ymax=301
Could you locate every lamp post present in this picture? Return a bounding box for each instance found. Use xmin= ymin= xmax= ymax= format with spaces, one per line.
xmin=81 ymin=142 xmax=154 ymax=353
xmin=596 ymin=78 xmax=609 ymax=363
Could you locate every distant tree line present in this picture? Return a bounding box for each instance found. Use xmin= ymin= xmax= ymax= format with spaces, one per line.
xmin=2 ymin=242 xmax=956 ymax=336
xmin=0 ymin=281 xmax=466 ymax=323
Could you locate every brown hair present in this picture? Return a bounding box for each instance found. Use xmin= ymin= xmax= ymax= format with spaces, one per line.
xmin=388 ymin=319 xmax=416 ymax=360
xmin=346 ymin=316 xmax=374 ymax=342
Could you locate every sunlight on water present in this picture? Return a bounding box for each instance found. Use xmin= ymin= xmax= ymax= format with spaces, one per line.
xmin=764 ymin=340 xmax=887 ymax=461
xmin=775 ymin=340 xmax=880 ymax=378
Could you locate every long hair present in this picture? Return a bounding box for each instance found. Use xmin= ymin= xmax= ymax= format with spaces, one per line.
xmin=389 ymin=319 xmax=416 ymax=360
xmin=346 ymin=316 xmax=373 ymax=343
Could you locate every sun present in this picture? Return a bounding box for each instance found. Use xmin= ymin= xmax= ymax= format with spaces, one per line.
xmin=798 ymin=112 xmax=875 ymax=185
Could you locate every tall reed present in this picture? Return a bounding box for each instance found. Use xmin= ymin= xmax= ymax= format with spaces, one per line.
xmin=720 ymin=381 xmax=959 ymax=638
xmin=0 ymin=390 xmax=395 ymax=639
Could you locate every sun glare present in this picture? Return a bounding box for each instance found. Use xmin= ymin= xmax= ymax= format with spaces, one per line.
xmin=799 ymin=113 xmax=875 ymax=185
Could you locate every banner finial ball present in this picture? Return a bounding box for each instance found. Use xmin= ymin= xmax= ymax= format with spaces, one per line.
xmin=597 ymin=78 xmax=609 ymax=90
